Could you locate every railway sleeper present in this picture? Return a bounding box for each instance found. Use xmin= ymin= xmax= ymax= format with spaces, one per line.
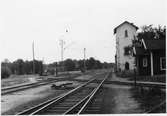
xmin=47 ymin=108 xmax=69 ymax=112
xmin=50 ymin=106 xmax=72 ymax=109
xmin=82 ymin=109 xmax=100 ymax=114
xmin=65 ymin=97 xmax=85 ymax=101
xmin=38 ymin=109 xmax=68 ymax=114
xmin=86 ymin=106 xmax=101 ymax=109
xmin=56 ymin=104 xmax=79 ymax=108
xmin=58 ymin=100 xmax=80 ymax=103
xmin=68 ymin=94 xmax=90 ymax=98
xmin=39 ymin=110 xmax=66 ymax=115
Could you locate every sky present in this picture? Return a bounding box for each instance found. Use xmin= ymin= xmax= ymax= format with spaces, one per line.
xmin=0 ymin=0 xmax=166 ymax=64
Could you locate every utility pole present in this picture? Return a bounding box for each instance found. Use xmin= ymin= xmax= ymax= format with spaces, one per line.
xmin=42 ymin=57 xmax=44 ymax=75
xmin=60 ymin=39 xmax=65 ymax=71
xmin=32 ymin=41 xmax=35 ymax=74
xmin=59 ymin=28 xmax=68 ymax=72
xmin=84 ymin=48 xmax=86 ymax=72
xmin=60 ymin=39 xmax=64 ymax=62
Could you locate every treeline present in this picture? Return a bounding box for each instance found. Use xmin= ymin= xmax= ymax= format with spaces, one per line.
xmin=1 ymin=57 xmax=114 ymax=79
xmin=48 ymin=57 xmax=113 ymax=72
xmin=1 ymin=59 xmax=43 ymax=78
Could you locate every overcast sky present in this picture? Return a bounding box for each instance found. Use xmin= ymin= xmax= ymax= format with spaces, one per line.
xmin=0 ymin=0 xmax=166 ymax=64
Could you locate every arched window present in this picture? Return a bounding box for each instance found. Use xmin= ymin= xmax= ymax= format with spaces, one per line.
xmin=125 ymin=30 xmax=128 ymax=37
xmin=125 ymin=62 xmax=129 ymax=70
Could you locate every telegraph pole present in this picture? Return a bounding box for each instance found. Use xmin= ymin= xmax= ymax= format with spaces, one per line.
xmin=84 ymin=48 xmax=86 ymax=72
xmin=59 ymin=28 xmax=68 ymax=72
xmin=42 ymin=57 xmax=44 ymax=75
xmin=60 ymin=39 xmax=65 ymax=71
xmin=32 ymin=41 xmax=35 ymax=74
xmin=60 ymin=39 xmax=64 ymax=62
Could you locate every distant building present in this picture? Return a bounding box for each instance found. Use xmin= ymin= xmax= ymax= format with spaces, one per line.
xmin=133 ymin=38 xmax=166 ymax=76
xmin=114 ymin=21 xmax=138 ymax=72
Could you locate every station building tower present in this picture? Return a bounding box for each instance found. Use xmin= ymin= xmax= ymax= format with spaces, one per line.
xmin=114 ymin=21 xmax=138 ymax=72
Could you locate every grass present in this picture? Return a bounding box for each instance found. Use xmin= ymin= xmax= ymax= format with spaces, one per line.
xmin=135 ymin=75 xmax=166 ymax=83
xmin=116 ymin=71 xmax=166 ymax=83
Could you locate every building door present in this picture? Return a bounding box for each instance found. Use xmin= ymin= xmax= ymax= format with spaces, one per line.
xmin=125 ymin=62 xmax=129 ymax=70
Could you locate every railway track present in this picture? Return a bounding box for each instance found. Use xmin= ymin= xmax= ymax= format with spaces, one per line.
xmin=1 ymin=79 xmax=59 ymax=95
xmin=146 ymin=100 xmax=166 ymax=113
xmin=1 ymin=71 xmax=105 ymax=95
xmin=17 ymin=71 xmax=111 ymax=115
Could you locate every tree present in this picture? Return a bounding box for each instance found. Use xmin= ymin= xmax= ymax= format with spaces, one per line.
xmin=4 ymin=59 xmax=44 ymax=75
xmin=137 ymin=25 xmax=166 ymax=40
xmin=95 ymin=60 xmax=102 ymax=69
xmin=24 ymin=60 xmax=31 ymax=74
xmin=1 ymin=66 xmax=12 ymax=78
xmin=64 ymin=59 xmax=76 ymax=71
xmin=78 ymin=60 xmax=85 ymax=72
xmin=78 ymin=60 xmax=84 ymax=69
xmin=15 ymin=59 xmax=24 ymax=75
xmin=37 ymin=61 xmax=43 ymax=75
xmin=86 ymin=57 xmax=96 ymax=69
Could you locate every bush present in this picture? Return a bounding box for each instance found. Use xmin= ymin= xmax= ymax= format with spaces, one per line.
xmin=1 ymin=66 xmax=12 ymax=78
xmin=116 ymin=70 xmax=134 ymax=78
xmin=47 ymin=68 xmax=55 ymax=75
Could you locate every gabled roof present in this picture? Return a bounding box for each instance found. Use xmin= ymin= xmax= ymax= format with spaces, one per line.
xmin=114 ymin=21 xmax=138 ymax=34
xmin=142 ymin=39 xmax=165 ymax=50
xmin=133 ymin=46 xmax=149 ymax=56
xmin=133 ymin=39 xmax=166 ymax=56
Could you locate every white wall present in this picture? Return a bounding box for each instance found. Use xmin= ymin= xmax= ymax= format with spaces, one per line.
xmin=116 ymin=23 xmax=137 ymax=71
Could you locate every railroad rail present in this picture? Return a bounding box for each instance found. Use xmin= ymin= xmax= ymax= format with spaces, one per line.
xmin=146 ymin=100 xmax=166 ymax=113
xmin=17 ymin=71 xmax=111 ymax=115
xmin=1 ymin=79 xmax=59 ymax=95
xmin=68 ymin=79 xmax=166 ymax=89
xmin=1 ymin=72 xmax=106 ymax=95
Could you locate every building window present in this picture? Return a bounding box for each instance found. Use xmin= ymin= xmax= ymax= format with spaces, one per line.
xmin=124 ymin=46 xmax=131 ymax=55
xmin=143 ymin=58 xmax=147 ymax=67
xmin=125 ymin=30 xmax=128 ymax=37
xmin=125 ymin=62 xmax=129 ymax=70
xmin=160 ymin=57 xmax=166 ymax=70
